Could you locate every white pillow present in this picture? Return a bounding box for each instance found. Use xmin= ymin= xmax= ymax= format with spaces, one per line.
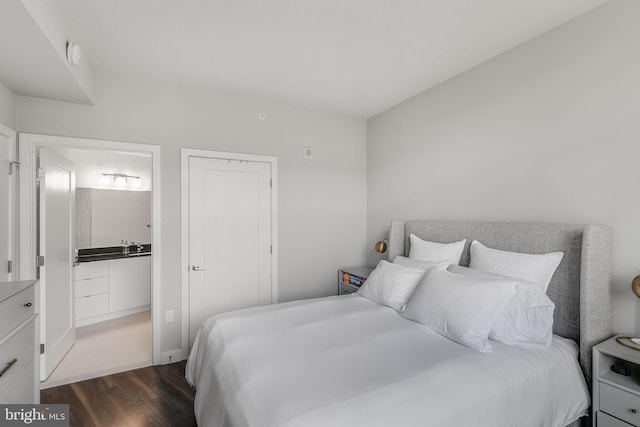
xmin=448 ymin=265 xmax=555 ymax=349
xmin=402 ymin=269 xmax=517 ymax=352
xmin=357 ymin=260 xmax=427 ymax=312
xmin=393 ymin=256 xmax=449 ymax=271
xmin=469 ymin=240 xmax=563 ymax=292
xmin=409 ymin=234 xmax=466 ymax=265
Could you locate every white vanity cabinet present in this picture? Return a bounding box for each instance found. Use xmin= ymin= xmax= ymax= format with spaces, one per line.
xmin=74 ymin=256 xmax=151 ymax=326
xmin=75 ymin=260 xmax=109 ymax=321
xmin=109 ymin=257 xmax=151 ymax=312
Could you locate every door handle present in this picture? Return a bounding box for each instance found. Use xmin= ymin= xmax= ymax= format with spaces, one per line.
xmin=192 ymin=265 xmax=207 ymax=271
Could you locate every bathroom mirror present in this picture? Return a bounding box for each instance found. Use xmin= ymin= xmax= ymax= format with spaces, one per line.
xmin=76 ymin=188 xmax=152 ymax=249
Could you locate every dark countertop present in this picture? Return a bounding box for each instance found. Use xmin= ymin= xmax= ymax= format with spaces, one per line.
xmin=76 ymin=244 xmax=152 ymax=263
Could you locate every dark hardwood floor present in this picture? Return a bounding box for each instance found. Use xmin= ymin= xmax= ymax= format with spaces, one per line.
xmin=41 ymin=361 xmax=197 ymax=427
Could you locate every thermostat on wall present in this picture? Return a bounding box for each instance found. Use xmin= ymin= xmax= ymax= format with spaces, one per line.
xmin=303 ymin=147 xmax=313 ymax=161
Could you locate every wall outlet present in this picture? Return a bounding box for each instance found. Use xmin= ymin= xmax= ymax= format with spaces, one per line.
xmin=161 ymin=349 xmax=183 ymax=365
xmin=165 ymin=310 xmax=174 ymax=323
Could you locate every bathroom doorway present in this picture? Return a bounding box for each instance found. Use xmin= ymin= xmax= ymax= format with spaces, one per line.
xmin=17 ymin=134 xmax=161 ymax=387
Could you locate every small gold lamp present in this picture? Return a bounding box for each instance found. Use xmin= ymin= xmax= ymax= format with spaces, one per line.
xmin=615 ymin=276 xmax=640 ymax=350
xmin=633 ymin=276 xmax=640 ymax=298
xmin=375 ymin=238 xmax=388 ymax=253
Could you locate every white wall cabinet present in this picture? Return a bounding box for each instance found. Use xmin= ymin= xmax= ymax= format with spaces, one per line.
xmin=74 ymin=257 xmax=150 ymax=326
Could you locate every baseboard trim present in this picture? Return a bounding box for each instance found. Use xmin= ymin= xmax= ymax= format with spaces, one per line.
xmin=76 ymin=305 xmax=151 ymax=327
xmin=160 ymin=349 xmax=184 ymax=365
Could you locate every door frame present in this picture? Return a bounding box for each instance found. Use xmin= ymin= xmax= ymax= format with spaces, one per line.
xmin=180 ymin=148 xmax=278 ymax=358
xmin=0 ymin=123 xmax=16 ymax=281
xmin=18 ymin=133 xmax=162 ymax=366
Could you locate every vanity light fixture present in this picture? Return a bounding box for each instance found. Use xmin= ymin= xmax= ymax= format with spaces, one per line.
xmin=114 ymin=175 xmax=127 ymax=186
xmin=101 ymin=173 xmax=142 ymax=188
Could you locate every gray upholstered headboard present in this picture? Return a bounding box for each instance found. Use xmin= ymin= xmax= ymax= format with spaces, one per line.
xmin=387 ymin=220 xmax=612 ymax=389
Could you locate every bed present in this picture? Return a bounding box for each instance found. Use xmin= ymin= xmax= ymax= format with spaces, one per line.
xmin=186 ymin=221 xmax=612 ymax=427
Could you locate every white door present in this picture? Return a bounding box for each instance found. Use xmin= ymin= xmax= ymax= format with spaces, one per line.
xmin=188 ymin=157 xmax=272 ymax=345
xmin=39 ymin=149 xmax=75 ymax=380
xmin=0 ymin=124 xmax=15 ymax=282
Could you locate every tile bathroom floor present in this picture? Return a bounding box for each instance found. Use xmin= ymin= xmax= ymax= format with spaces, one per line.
xmin=41 ymin=310 xmax=152 ymax=389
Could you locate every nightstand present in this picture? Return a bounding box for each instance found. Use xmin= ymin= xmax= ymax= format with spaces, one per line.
xmin=593 ymin=336 xmax=640 ymax=426
xmin=338 ymin=266 xmax=373 ymax=295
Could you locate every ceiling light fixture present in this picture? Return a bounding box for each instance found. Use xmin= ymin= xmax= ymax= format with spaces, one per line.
xmin=66 ymin=42 xmax=82 ymax=66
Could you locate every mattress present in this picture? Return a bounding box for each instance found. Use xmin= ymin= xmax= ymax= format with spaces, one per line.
xmin=186 ymin=294 xmax=590 ymax=427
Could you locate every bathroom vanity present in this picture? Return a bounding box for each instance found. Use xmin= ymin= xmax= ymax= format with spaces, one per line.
xmin=74 ymin=187 xmax=152 ymax=326
xmin=75 ymin=246 xmax=151 ymax=326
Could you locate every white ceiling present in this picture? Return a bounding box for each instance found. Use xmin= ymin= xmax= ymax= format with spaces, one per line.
xmin=0 ymin=0 xmax=93 ymax=104
xmin=58 ymin=1 xmax=607 ymax=117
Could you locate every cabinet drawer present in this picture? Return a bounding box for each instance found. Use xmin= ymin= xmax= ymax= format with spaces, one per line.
xmin=0 ymin=286 xmax=35 ymax=339
xmin=76 ymin=277 xmax=109 ymax=298
xmin=0 ymin=318 xmax=35 ymax=397
xmin=601 ymin=382 xmax=640 ymax=426
xmin=598 ymin=411 xmax=634 ymax=427
xmin=75 ymin=260 xmax=109 ymax=280
xmin=76 ymin=293 xmax=109 ymax=320
xmin=339 ymin=283 xmax=358 ymax=295
xmin=0 ymin=360 xmax=35 ymax=404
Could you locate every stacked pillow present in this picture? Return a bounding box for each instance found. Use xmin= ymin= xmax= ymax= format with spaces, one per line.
xmin=408 ymin=234 xmax=466 ymax=265
xmin=463 ymin=240 xmax=563 ymax=348
xmin=392 ymin=256 xmax=449 ymax=271
xmin=357 ymin=260 xmax=431 ymax=312
xmin=447 ymin=265 xmax=555 ymax=349
xmin=401 ymin=268 xmax=519 ymax=352
xmin=468 ymin=240 xmax=563 ymax=292
xmin=358 ymin=237 xmax=563 ymax=352
xmin=357 ymin=234 xmax=463 ymax=312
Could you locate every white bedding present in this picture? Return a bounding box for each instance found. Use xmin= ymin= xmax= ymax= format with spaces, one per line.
xmin=186 ymin=295 xmax=590 ymax=427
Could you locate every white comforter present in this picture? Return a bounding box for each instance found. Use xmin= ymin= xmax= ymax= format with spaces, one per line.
xmin=186 ymin=295 xmax=590 ymax=427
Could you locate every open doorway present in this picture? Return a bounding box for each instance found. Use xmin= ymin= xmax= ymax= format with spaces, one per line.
xmin=17 ymin=134 xmax=161 ymax=388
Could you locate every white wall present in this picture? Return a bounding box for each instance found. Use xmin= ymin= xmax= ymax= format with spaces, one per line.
xmin=367 ymin=0 xmax=640 ymax=335
xmin=0 ymin=81 xmax=16 ymax=129
xmin=17 ymin=74 xmax=367 ymax=353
